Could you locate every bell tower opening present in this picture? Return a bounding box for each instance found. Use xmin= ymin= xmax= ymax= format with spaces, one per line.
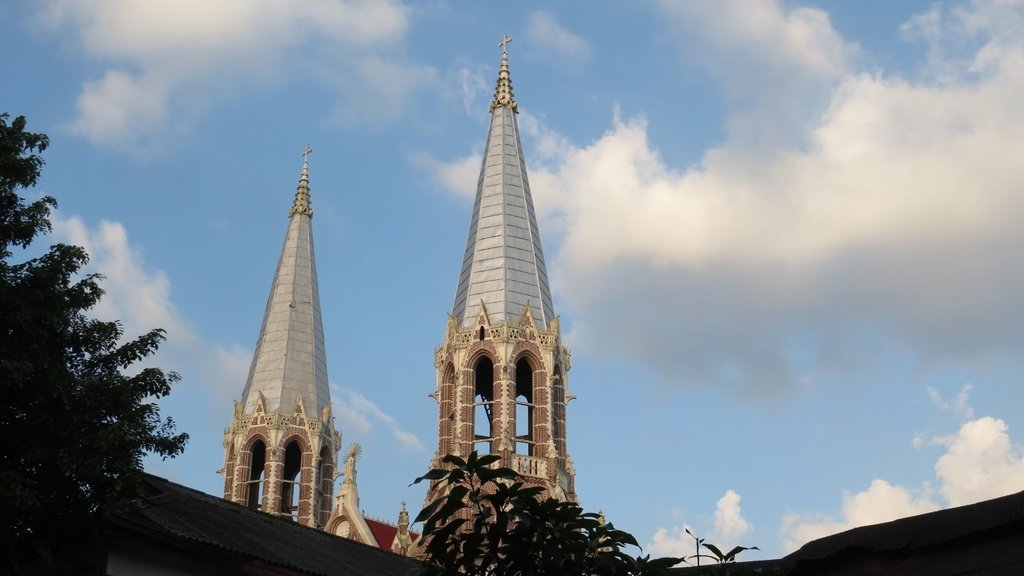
xmin=473 ymin=357 xmax=495 ymax=453
xmin=317 ymin=446 xmax=333 ymax=527
xmin=515 ymin=358 xmax=535 ymax=455
xmin=280 ymin=440 xmax=303 ymax=520
xmin=245 ymin=440 xmax=266 ymax=510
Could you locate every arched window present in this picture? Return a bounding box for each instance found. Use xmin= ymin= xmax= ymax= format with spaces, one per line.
xmin=515 ymin=358 xmax=534 ymax=455
xmin=440 ymin=364 xmax=455 ymax=455
xmin=246 ymin=440 xmax=266 ymax=509
xmin=317 ymin=446 xmax=334 ymax=527
xmin=473 ymin=357 xmax=495 ymax=453
xmin=280 ymin=440 xmax=303 ymax=520
xmin=552 ymin=367 xmax=565 ymax=455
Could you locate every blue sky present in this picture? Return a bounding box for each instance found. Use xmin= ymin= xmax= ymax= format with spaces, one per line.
xmin=4 ymin=0 xmax=1024 ymax=560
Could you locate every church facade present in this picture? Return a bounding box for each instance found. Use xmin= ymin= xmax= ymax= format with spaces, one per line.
xmin=220 ymin=37 xmax=574 ymax=551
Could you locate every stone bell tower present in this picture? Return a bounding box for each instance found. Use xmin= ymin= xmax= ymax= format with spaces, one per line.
xmin=222 ymin=148 xmax=342 ymax=528
xmin=430 ymin=36 xmax=576 ymax=501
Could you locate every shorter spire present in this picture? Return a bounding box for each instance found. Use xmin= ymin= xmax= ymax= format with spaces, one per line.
xmin=290 ymin=145 xmax=314 ymax=217
xmin=490 ymin=34 xmax=517 ymax=112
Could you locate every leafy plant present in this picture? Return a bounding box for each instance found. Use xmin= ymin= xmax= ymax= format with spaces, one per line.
xmin=683 ymin=527 xmax=759 ymax=566
xmin=412 ymin=451 xmax=679 ymax=576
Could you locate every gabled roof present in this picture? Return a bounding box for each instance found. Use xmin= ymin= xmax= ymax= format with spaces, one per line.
xmin=239 ymin=151 xmax=331 ymax=416
xmin=106 ymin=473 xmax=417 ymax=576
xmin=365 ymin=518 xmax=420 ymax=551
xmin=451 ymin=39 xmax=555 ymax=330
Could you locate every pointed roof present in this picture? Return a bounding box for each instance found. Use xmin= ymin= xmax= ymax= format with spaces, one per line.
xmin=452 ymin=36 xmax=555 ymax=329
xmin=239 ymin=147 xmax=330 ymax=416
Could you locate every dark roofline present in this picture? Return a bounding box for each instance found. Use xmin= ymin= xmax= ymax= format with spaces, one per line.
xmin=786 ymin=488 xmax=1024 ymax=561
xmin=105 ymin=473 xmax=418 ymax=576
xmin=667 ymin=490 xmax=1024 ymax=576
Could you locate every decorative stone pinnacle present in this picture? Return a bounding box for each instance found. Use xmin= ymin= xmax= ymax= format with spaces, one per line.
xmin=290 ymin=145 xmax=314 ymax=217
xmin=491 ymin=34 xmax=518 ymax=112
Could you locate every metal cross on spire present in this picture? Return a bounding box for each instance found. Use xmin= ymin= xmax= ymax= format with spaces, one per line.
xmin=291 ymin=145 xmax=314 ymax=217
xmin=491 ymin=34 xmax=517 ymax=111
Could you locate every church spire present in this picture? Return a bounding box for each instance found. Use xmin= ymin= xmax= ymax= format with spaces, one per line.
xmin=431 ymin=37 xmax=575 ymax=506
xmin=223 ymin=148 xmax=340 ymax=529
xmin=452 ymin=35 xmax=555 ymax=329
xmin=239 ymin=147 xmax=330 ymax=416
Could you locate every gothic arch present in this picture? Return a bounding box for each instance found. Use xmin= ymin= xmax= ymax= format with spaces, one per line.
xmin=439 ymin=363 xmax=456 ymax=456
xmin=465 ymin=340 xmax=498 ymax=367
xmin=551 ymin=365 xmax=566 ymax=456
xmin=316 ymin=445 xmax=334 ymax=528
xmin=513 ymin=356 xmax=535 ymax=455
xmin=243 ymin=437 xmax=268 ymax=510
xmin=279 ymin=438 xmax=305 ymax=518
xmin=471 ymin=354 xmax=497 ymax=454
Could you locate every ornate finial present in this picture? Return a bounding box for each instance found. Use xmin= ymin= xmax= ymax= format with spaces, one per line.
xmin=491 ymin=34 xmax=518 ymax=112
xmin=398 ymin=501 xmax=409 ymax=526
xmin=290 ymin=145 xmax=314 ymax=217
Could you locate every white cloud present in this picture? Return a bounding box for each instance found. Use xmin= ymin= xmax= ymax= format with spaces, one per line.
xmin=927 ymin=384 xmax=975 ymax=421
xmin=935 ymin=416 xmax=1024 ymax=506
xmin=323 ymin=55 xmax=440 ymax=126
xmin=648 ymin=524 xmax=695 ymax=560
xmin=332 ymin=385 xmax=427 ymax=452
xmin=425 ymin=4 xmax=1024 ymax=395
xmin=449 ymin=60 xmax=491 ymax=119
xmin=204 ymin=344 xmax=254 ymax=409
xmin=52 ymin=215 xmax=192 ymax=345
xmin=647 ymin=490 xmax=752 ymax=560
xmin=47 ymin=214 xmax=273 ymax=484
xmin=782 ymin=386 xmax=1024 ymax=552
xmin=411 ymin=151 xmax=481 ymax=200
xmin=510 ymin=2 xmax=1021 ymax=393
xmin=525 ymin=11 xmax=591 ymax=66
xmin=781 ymin=479 xmax=939 ymax=552
xmin=711 ymin=489 xmax=751 ymax=543
xmin=657 ymin=0 xmax=858 ymax=145
xmin=900 ymin=0 xmax=1024 ymax=83
xmin=34 ymin=0 xmax=411 ymax=151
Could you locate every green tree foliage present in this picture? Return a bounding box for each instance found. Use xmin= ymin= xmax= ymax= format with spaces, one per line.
xmin=412 ymin=452 xmax=679 ymax=576
xmin=0 ymin=113 xmax=189 ymax=573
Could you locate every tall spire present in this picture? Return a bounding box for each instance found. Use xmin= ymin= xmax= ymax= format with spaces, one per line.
xmin=239 ymin=147 xmax=330 ymax=416
xmin=223 ymin=147 xmax=340 ymax=529
xmin=453 ymin=35 xmax=555 ymax=328
xmin=431 ymin=37 xmax=575 ymax=508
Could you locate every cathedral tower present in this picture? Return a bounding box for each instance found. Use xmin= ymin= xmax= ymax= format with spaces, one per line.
xmin=223 ymin=148 xmax=341 ymax=528
xmin=431 ymin=37 xmax=575 ymax=501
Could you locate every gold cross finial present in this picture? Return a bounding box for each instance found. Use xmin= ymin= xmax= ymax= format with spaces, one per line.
xmin=491 ymin=34 xmax=517 ymax=112
xmin=291 ymin=145 xmax=314 ymax=217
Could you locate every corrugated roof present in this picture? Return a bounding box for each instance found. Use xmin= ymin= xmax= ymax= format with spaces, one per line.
xmin=107 ymin=474 xmax=416 ymax=576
